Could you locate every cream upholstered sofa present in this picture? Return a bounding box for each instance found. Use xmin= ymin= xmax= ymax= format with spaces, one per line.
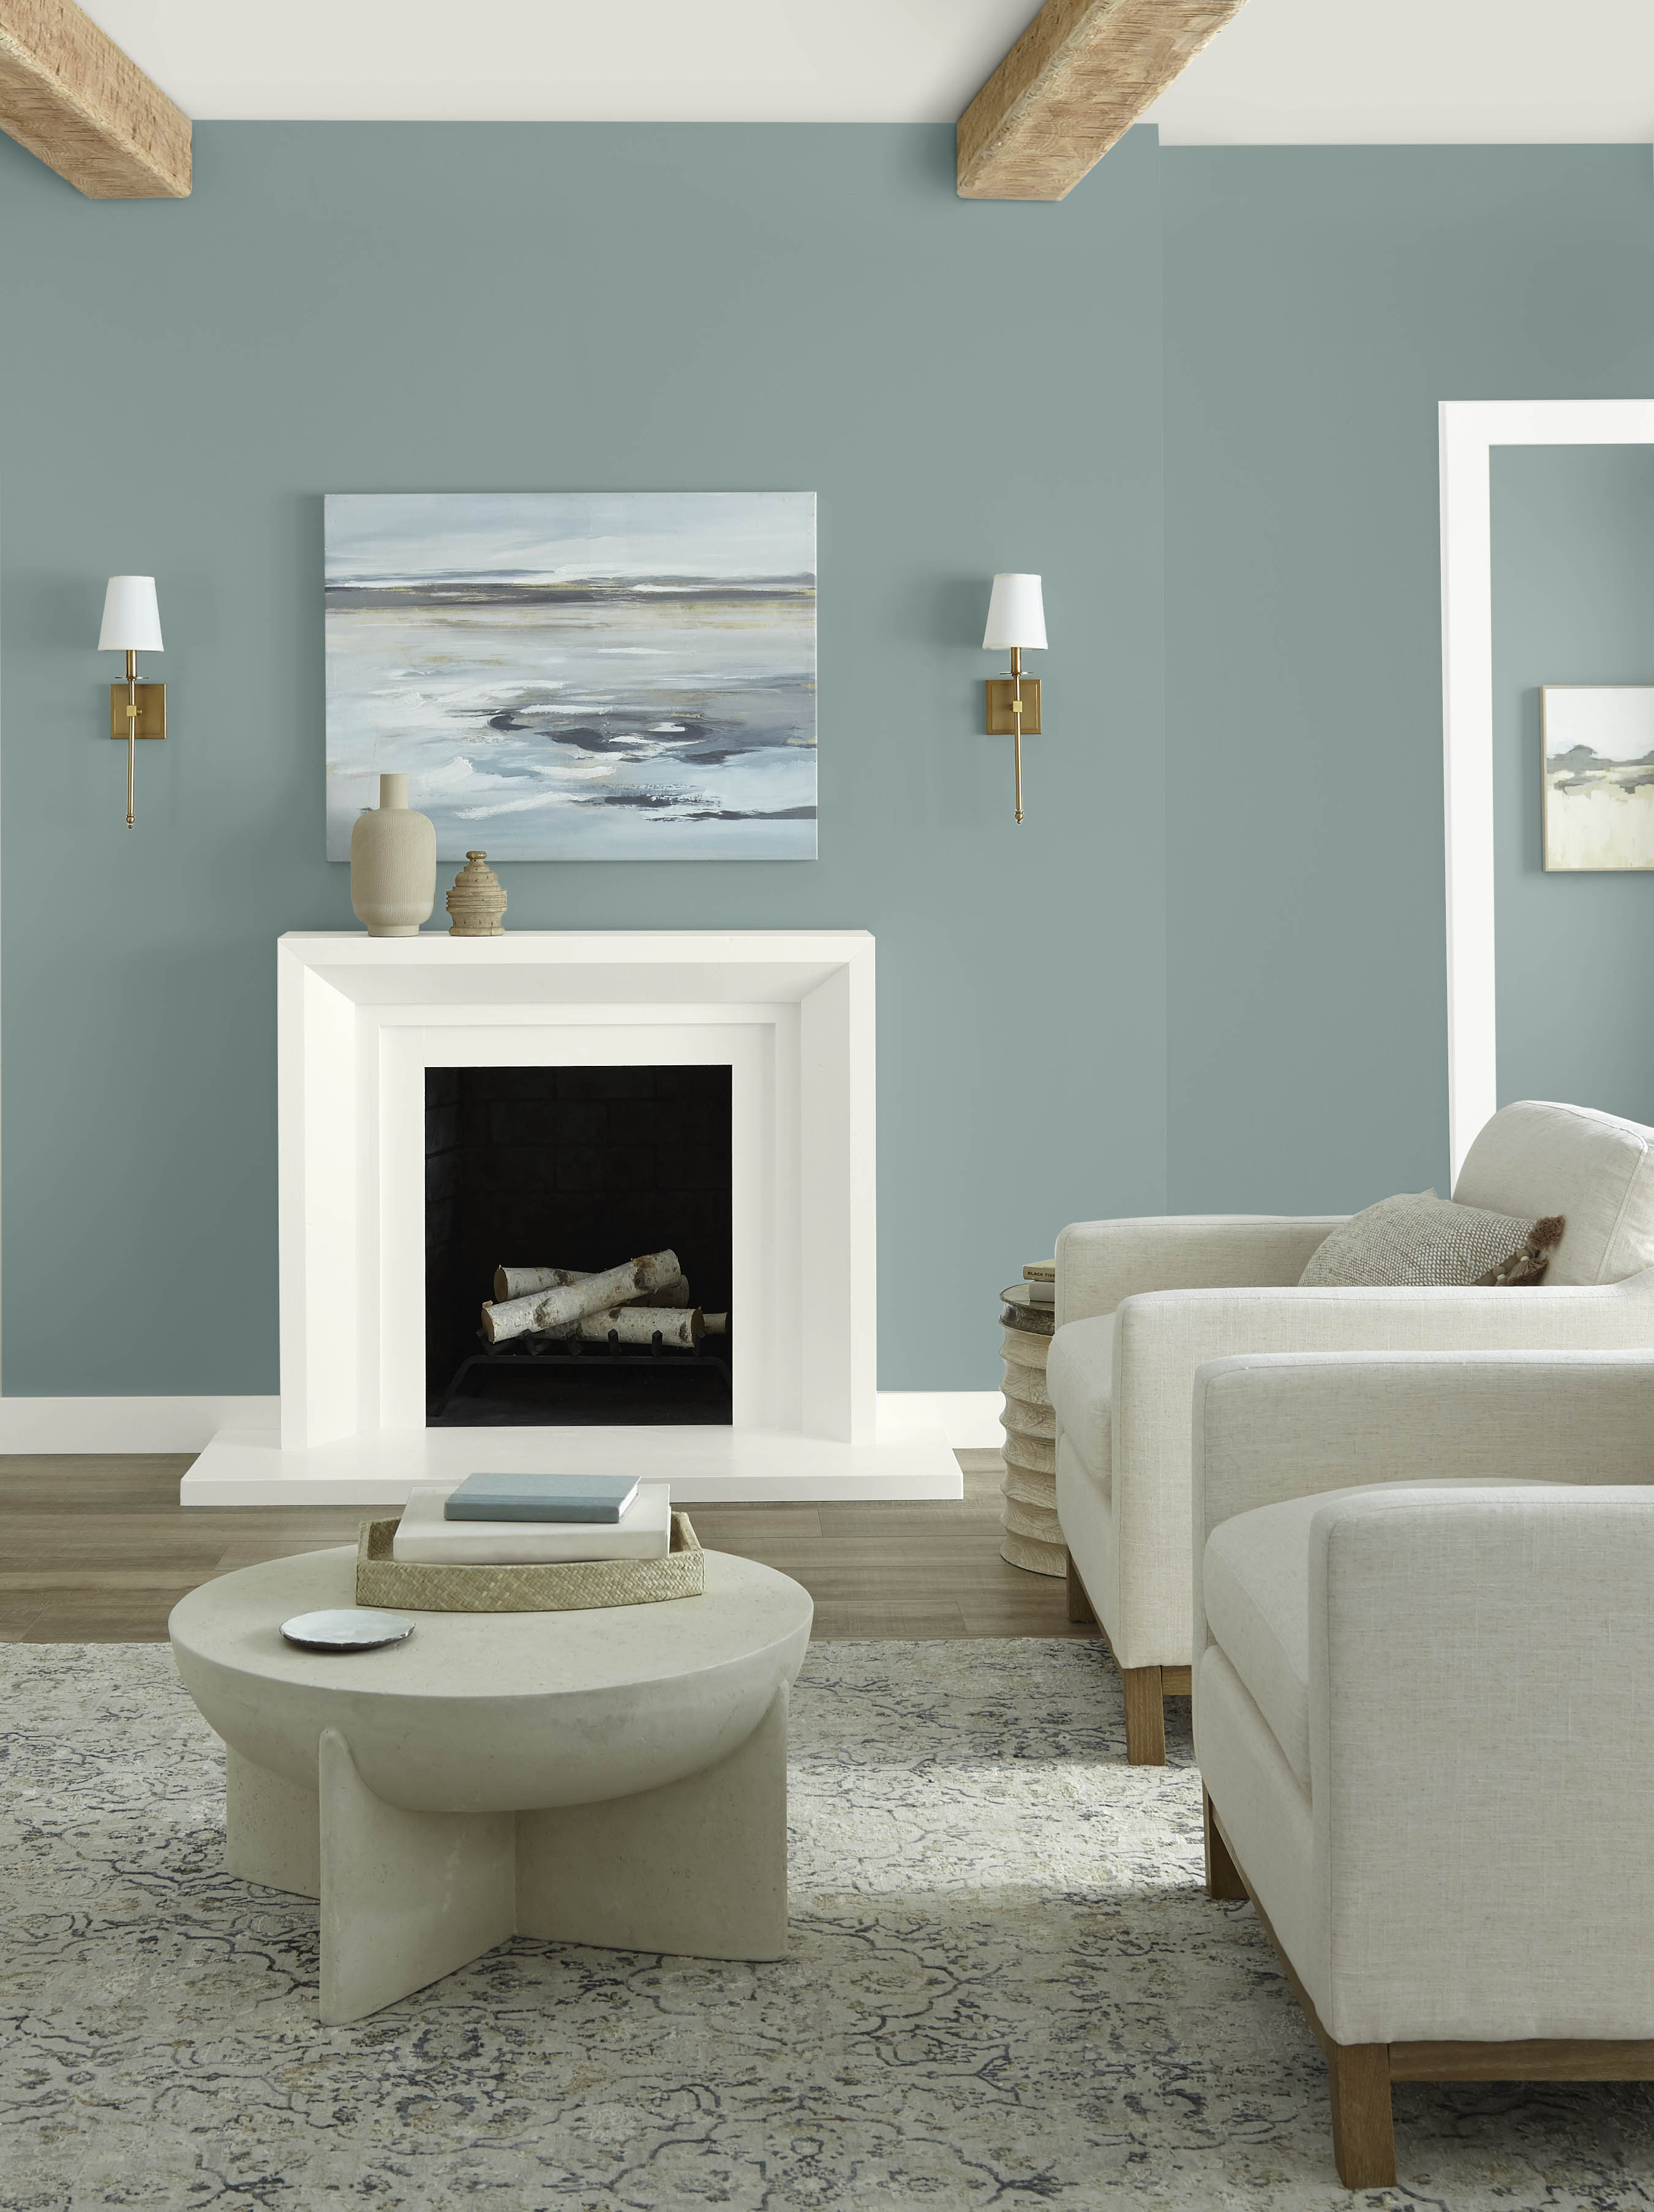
xmin=1050 ymin=1100 xmax=1654 ymax=1762
xmin=1192 ymin=1347 xmax=1654 ymax=2187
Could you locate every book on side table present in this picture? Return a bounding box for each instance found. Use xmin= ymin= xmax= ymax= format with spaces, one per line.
xmin=393 ymin=1479 xmax=670 ymax=1564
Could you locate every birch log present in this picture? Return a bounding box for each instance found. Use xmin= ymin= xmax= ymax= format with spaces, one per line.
xmin=577 ymin=1305 xmax=705 ymax=1348
xmin=482 ymin=1250 xmax=682 ymax=1344
xmin=702 ymin=1313 xmax=728 ymax=1335
xmin=494 ymin=1264 xmax=590 ymax=1302
xmin=494 ymin=1265 xmax=690 ymax=1307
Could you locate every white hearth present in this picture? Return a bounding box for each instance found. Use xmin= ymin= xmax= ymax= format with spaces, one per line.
xmin=182 ymin=930 xmax=961 ymax=1504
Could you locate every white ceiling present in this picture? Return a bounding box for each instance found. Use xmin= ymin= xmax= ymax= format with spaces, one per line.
xmin=85 ymin=2 xmax=1034 ymax=124
xmin=1153 ymin=0 xmax=1654 ymax=144
xmin=84 ymin=0 xmax=1654 ymax=142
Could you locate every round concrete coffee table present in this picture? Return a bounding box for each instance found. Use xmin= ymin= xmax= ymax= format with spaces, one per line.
xmin=170 ymin=1546 xmax=813 ymax=2023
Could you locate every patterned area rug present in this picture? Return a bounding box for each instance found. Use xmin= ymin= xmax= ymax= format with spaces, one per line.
xmin=3 ymin=1639 xmax=1652 ymax=2210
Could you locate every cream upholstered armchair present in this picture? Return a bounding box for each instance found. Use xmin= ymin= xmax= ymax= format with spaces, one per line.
xmin=1050 ymin=1100 xmax=1654 ymax=1762
xmin=1192 ymin=1348 xmax=1654 ymax=2187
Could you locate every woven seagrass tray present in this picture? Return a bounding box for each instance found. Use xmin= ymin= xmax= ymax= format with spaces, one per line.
xmin=354 ymin=1509 xmax=705 ymax=1613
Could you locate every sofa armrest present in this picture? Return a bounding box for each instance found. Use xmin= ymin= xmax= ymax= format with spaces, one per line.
xmin=1054 ymin=1215 xmax=1347 ymax=1327
xmin=1307 ymin=1484 xmax=1654 ymax=2044
xmin=1105 ymin=1274 xmax=1654 ymax=1669
xmin=1193 ymin=1347 xmax=1654 ymax=1547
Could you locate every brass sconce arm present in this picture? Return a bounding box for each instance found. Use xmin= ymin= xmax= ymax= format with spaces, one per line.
xmin=983 ymin=647 xmax=1043 ymax=823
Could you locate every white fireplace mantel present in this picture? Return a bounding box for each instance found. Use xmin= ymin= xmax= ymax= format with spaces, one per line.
xmin=181 ymin=929 xmax=961 ymax=1504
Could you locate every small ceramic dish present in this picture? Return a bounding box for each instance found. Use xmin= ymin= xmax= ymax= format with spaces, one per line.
xmin=280 ymin=1607 xmax=417 ymax=1653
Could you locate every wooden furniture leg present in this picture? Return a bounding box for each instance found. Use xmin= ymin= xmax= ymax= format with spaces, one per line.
xmin=1121 ymin=1665 xmax=1165 ymax=1764
xmin=1063 ymin=1553 xmax=1172 ymax=1765
xmin=1328 ymin=2042 xmax=1396 ymax=2190
xmin=1065 ymin=1547 xmax=1096 ymax=1623
xmin=1203 ymin=1790 xmax=1245 ymax=1899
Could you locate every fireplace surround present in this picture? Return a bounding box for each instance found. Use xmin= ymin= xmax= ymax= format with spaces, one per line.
xmin=180 ymin=931 xmax=961 ymax=1503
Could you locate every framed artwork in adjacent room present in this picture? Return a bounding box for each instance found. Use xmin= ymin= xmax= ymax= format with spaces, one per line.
xmin=1541 ymin=685 xmax=1654 ymax=871
xmin=325 ymin=491 xmax=818 ymax=861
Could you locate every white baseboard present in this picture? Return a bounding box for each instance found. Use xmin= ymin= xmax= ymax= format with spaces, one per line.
xmin=0 ymin=1397 xmax=280 ymax=1453
xmin=0 ymin=1390 xmax=1002 ymax=1457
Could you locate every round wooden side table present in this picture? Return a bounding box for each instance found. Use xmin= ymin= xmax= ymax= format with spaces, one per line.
xmin=998 ymin=1281 xmax=1063 ymax=1576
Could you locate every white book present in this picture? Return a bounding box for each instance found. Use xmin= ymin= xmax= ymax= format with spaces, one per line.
xmin=393 ymin=1481 xmax=672 ymax=1564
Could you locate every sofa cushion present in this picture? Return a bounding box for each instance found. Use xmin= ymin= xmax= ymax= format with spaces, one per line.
xmin=1203 ymin=1478 xmax=1555 ymax=1790
xmin=1047 ymin=1314 xmax=1114 ymax=1491
xmin=1453 ymin=1100 xmax=1654 ymax=1286
xmin=1298 ymin=1190 xmax=1562 ymax=1288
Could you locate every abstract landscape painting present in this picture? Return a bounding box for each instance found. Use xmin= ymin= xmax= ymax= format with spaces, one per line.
xmin=325 ymin=492 xmax=816 ymax=860
xmin=1541 ymin=686 xmax=1654 ymax=871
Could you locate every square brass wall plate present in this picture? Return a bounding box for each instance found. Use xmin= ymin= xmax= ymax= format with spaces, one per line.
xmin=109 ymin=683 xmax=167 ymax=739
xmin=985 ymin=677 xmax=1040 ymax=736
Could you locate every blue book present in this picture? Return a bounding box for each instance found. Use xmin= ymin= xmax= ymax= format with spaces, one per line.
xmin=444 ymin=1472 xmax=641 ymax=1524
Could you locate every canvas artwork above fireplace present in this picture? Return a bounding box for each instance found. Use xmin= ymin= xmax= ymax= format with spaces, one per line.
xmin=323 ymin=492 xmax=818 ymax=863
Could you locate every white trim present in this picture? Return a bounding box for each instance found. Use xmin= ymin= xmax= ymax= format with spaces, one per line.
xmin=1439 ymin=399 xmax=1654 ymax=1180
xmin=0 ymin=1396 xmax=280 ymax=1453
xmin=276 ymin=929 xmax=876 ymax=1457
xmin=378 ymin=1019 xmax=782 ymax=1434
xmin=178 ymin=929 xmax=966 ymax=1505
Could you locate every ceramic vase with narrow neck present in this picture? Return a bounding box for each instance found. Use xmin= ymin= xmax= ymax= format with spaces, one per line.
xmin=350 ymin=773 xmax=437 ymax=937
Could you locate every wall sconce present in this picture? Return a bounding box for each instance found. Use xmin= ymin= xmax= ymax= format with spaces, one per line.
xmin=99 ymin=575 xmax=165 ymax=828
xmin=982 ymin=572 xmax=1045 ymax=823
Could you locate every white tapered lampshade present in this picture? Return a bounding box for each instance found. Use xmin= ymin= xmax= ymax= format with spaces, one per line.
xmin=982 ymin=572 xmax=1046 ymax=651
xmin=99 ymin=575 xmax=163 ymax=653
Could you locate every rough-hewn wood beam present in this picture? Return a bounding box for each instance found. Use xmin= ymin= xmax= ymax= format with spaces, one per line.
xmin=958 ymin=0 xmax=1245 ymax=201
xmin=0 ymin=0 xmax=190 ymax=198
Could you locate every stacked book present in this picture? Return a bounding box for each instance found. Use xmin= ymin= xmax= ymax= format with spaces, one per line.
xmin=393 ymin=1471 xmax=671 ymax=1563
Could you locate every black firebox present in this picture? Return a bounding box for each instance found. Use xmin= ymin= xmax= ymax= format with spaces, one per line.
xmin=425 ymin=1065 xmax=732 ymax=1427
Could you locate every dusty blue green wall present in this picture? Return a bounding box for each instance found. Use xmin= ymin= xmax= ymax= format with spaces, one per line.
xmin=1491 ymin=446 xmax=1654 ymax=1121
xmin=10 ymin=126 xmax=1654 ymax=1401
xmin=1162 ymin=148 xmax=1654 ymax=1211
xmin=0 ymin=122 xmax=1166 ymax=1396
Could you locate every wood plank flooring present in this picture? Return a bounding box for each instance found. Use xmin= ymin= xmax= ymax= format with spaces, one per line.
xmin=0 ymin=1447 xmax=1097 ymax=1643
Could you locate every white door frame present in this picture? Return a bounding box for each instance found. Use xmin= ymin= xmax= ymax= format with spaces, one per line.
xmin=1439 ymin=398 xmax=1654 ymax=1180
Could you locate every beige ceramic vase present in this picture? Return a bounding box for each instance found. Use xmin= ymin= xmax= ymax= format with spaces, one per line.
xmin=446 ymin=850 xmax=506 ymax=937
xmin=350 ymin=774 xmax=437 ymax=937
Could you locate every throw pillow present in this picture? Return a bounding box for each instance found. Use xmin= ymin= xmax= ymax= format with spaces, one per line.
xmin=1298 ymin=1191 xmax=1566 ymax=1289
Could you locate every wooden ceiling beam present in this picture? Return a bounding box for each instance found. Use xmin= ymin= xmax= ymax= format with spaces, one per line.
xmin=0 ymin=0 xmax=189 ymax=198
xmin=958 ymin=0 xmax=1245 ymax=201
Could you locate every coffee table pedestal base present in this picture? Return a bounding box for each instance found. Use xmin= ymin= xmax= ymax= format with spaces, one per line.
xmin=226 ymin=1687 xmax=791 ymax=2023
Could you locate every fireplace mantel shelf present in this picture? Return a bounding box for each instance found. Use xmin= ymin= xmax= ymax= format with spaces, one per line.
xmin=282 ymin=926 xmax=871 ymax=970
xmin=281 ymin=929 xmax=872 ymax=949
xmin=181 ymin=928 xmax=960 ymax=1506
